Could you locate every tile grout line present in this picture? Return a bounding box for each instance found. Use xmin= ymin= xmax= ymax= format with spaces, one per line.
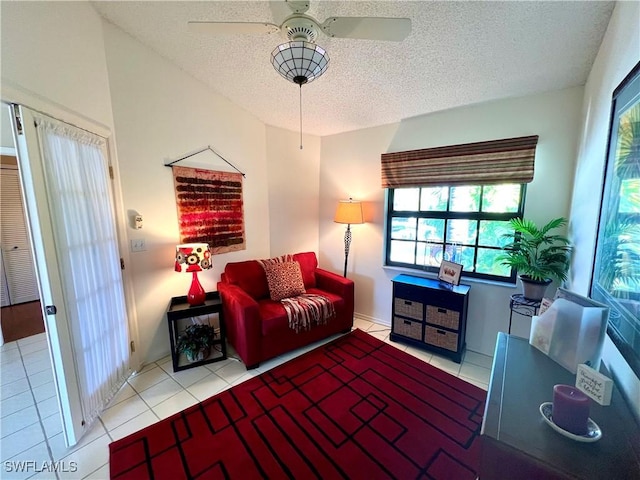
xmin=0 ymin=390 xmax=40 ymax=424
xmin=77 ymin=417 xmax=113 ymax=480
xmin=102 ymin=381 xmax=162 ymax=433
xmin=127 ymin=362 xmax=200 ymax=410
xmin=6 ymin=320 xmax=489 ymax=479
xmin=81 ymin=462 xmax=108 ymax=480
xmin=14 ymin=340 xmax=60 ymax=480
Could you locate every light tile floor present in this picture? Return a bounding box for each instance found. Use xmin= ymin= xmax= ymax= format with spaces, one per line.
xmin=0 ymin=318 xmax=493 ymax=479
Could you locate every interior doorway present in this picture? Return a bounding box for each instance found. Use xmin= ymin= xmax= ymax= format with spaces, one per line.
xmin=5 ymin=100 xmax=136 ymax=447
xmin=0 ymin=105 xmax=59 ymax=466
xmin=0 ymin=106 xmax=44 ymax=343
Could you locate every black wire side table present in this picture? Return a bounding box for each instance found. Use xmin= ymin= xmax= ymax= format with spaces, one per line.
xmin=508 ymin=294 xmax=541 ymax=335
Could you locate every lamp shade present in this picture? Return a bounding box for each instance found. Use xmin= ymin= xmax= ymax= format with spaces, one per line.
xmin=175 ymin=243 xmax=212 ymax=273
xmin=271 ymin=41 xmax=330 ymax=85
xmin=334 ymin=199 xmax=364 ymax=225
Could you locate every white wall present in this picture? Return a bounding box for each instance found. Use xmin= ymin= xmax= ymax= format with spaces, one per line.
xmin=320 ymin=87 xmax=584 ymax=356
xmin=0 ymin=1 xmax=114 ymax=130
xmin=568 ymin=1 xmax=640 ymax=418
xmin=1 ymin=105 xmax=14 ymax=149
xmin=4 ymin=4 xmax=636 ymax=415
xmin=266 ymin=126 xmax=321 ymax=257
xmin=102 ymin=22 xmax=271 ymax=363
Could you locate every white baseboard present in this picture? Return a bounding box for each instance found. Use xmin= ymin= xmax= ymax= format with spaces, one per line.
xmin=354 ymin=312 xmax=390 ymax=328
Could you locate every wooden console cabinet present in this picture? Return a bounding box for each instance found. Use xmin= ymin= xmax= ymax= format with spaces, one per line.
xmin=390 ymin=274 xmax=470 ymax=363
xmin=480 ymin=333 xmax=640 ymax=479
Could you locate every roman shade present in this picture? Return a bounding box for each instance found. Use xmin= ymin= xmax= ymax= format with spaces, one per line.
xmin=381 ymin=135 xmax=539 ymax=188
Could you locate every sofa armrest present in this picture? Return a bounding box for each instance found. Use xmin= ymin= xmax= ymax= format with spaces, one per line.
xmin=217 ymin=282 xmax=262 ymax=368
xmin=316 ymin=268 xmax=355 ymax=312
xmin=315 ymin=268 xmax=353 ymax=298
xmin=316 ymin=268 xmax=355 ymax=328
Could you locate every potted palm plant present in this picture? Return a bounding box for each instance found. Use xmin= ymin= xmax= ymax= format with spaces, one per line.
xmin=498 ymin=217 xmax=572 ymax=301
xmin=176 ymin=323 xmax=217 ymax=363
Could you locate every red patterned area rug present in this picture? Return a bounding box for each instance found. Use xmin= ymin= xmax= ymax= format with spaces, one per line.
xmin=109 ymin=329 xmax=486 ymax=479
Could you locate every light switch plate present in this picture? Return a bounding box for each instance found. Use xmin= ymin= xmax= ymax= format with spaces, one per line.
xmin=130 ymin=239 xmax=146 ymax=252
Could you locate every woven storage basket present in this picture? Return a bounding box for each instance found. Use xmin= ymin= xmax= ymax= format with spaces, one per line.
xmin=426 ymin=306 xmax=460 ymax=330
xmin=394 ymin=298 xmax=423 ymax=321
xmin=393 ymin=317 xmax=423 ymax=340
xmin=424 ymin=326 xmax=458 ymax=352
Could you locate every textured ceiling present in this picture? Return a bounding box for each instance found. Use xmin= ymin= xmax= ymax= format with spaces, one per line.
xmin=91 ymin=1 xmax=615 ymax=137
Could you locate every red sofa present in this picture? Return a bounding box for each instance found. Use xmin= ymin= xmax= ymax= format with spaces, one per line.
xmin=217 ymin=252 xmax=354 ymax=369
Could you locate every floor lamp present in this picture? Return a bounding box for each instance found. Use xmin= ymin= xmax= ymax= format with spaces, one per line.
xmin=334 ymin=198 xmax=364 ymax=277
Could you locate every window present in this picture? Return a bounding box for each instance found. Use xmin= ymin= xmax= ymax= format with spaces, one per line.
xmin=385 ymin=183 xmax=525 ymax=282
xmin=380 ymin=135 xmax=537 ymax=282
xmin=590 ymin=61 xmax=640 ymax=378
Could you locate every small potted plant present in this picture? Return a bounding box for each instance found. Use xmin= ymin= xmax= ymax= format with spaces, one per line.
xmin=498 ymin=217 xmax=572 ymax=301
xmin=176 ymin=323 xmax=217 ymax=363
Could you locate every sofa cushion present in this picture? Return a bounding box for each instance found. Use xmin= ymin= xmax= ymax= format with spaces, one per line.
xmin=260 ymin=289 xmax=344 ymax=337
xmin=223 ymin=260 xmax=269 ymax=300
xmin=293 ymin=252 xmax=318 ymax=289
xmin=258 ymin=300 xmax=288 ymax=336
xmin=263 ymin=261 xmax=306 ymax=301
xmin=222 ymin=252 xmax=319 ymax=301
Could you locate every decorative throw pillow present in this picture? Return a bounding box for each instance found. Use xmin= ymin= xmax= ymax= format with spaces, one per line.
xmin=263 ymin=261 xmax=306 ymax=301
xmin=259 ymin=254 xmax=294 ymax=267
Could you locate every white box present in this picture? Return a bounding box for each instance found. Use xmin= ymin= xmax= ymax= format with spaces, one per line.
xmin=529 ymin=289 xmax=609 ymax=374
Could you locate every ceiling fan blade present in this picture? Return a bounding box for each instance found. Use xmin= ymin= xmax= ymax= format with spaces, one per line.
xmin=188 ymin=21 xmax=280 ymax=35
xmin=321 ymin=17 xmax=411 ymax=41
xmin=285 ymin=0 xmax=310 ymax=14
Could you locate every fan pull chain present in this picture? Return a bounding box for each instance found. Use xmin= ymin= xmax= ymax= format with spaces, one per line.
xmin=299 ymin=85 xmax=303 ymax=150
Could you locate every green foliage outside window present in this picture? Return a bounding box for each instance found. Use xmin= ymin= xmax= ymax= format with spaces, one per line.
xmin=591 ymin=62 xmax=640 ymax=378
xmin=386 ymin=184 xmax=525 ymax=282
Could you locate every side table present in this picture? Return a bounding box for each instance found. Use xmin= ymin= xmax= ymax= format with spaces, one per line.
xmin=167 ymin=291 xmax=227 ymax=372
xmin=508 ymin=294 xmax=540 ymax=335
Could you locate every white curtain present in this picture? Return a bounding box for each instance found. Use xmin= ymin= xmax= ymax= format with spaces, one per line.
xmin=34 ymin=115 xmax=130 ymax=426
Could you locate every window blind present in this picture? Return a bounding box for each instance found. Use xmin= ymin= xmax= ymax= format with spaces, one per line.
xmin=381 ymin=135 xmax=539 ymax=188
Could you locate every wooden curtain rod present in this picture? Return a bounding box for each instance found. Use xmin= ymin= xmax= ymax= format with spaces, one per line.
xmin=164 ymin=145 xmax=246 ymax=177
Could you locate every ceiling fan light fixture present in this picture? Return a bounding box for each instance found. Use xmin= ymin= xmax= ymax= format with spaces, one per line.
xmin=270 ymin=41 xmax=329 ymax=85
xmin=270 ymin=40 xmax=330 ymax=150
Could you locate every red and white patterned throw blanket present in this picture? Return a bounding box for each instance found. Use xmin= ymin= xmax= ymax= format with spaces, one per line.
xmin=281 ymin=294 xmax=335 ymax=333
xmin=258 ymin=255 xmax=336 ymax=333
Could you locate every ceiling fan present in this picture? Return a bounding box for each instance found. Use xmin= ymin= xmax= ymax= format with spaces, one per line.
xmin=187 ymin=0 xmax=412 ymax=43
xmin=188 ymin=1 xmax=410 ymax=150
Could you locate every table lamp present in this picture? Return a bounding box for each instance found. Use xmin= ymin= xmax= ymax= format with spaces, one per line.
xmin=175 ymin=243 xmax=212 ymax=306
xmin=334 ymin=198 xmax=364 ymax=277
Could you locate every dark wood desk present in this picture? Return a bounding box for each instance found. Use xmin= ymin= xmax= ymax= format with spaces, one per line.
xmin=480 ymin=333 xmax=640 ymax=479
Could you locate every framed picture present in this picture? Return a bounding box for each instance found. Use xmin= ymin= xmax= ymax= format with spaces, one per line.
xmin=589 ymin=61 xmax=640 ymax=378
xmin=438 ymin=260 xmax=463 ymax=286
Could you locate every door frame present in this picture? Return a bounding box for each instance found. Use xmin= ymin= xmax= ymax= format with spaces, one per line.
xmin=2 ymin=85 xmax=142 ymax=444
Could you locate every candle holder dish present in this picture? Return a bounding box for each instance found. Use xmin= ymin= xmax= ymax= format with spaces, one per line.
xmin=539 ymin=402 xmax=602 ymax=442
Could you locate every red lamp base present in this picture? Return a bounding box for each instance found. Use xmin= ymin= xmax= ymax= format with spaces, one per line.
xmin=187 ymin=271 xmax=206 ymax=306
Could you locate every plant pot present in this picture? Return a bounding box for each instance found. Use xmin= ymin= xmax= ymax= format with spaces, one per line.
xmin=185 ymin=347 xmax=210 ymax=363
xmin=519 ymin=275 xmax=552 ymax=301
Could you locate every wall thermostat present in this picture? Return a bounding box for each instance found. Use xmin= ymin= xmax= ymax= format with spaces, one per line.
xmin=134 ymin=215 xmax=143 ymax=229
